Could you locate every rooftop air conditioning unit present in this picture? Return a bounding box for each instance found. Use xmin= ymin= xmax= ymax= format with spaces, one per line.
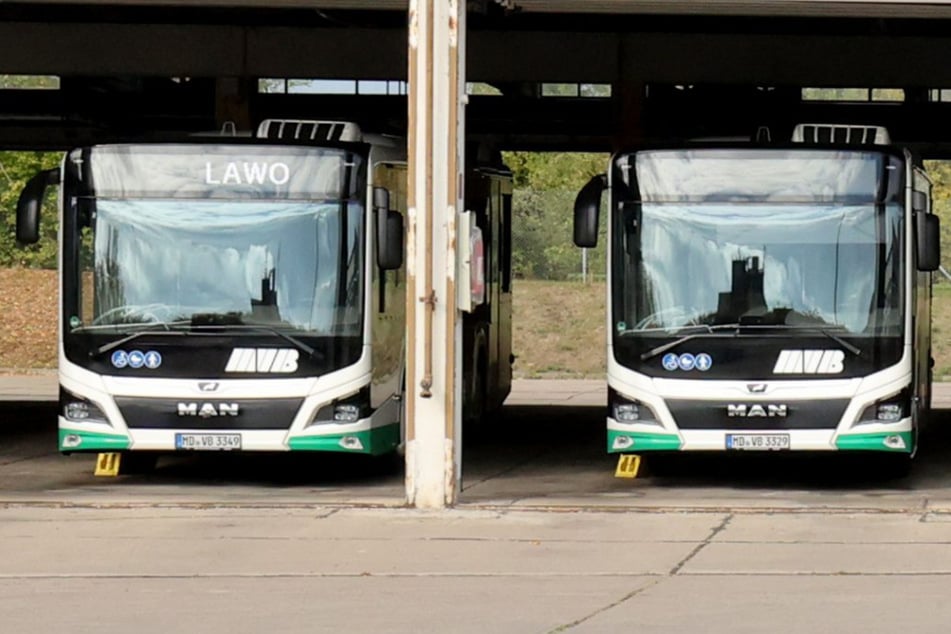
xmin=792 ymin=123 xmax=890 ymax=145
xmin=256 ymin=119 xmax=362 ymax=142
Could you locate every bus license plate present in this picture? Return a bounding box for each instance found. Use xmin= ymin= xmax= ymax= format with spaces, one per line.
xmin=725 ymin=433 xmax=790 ymax=451
xmin=175 ymin=433 xmax=242 ymax=451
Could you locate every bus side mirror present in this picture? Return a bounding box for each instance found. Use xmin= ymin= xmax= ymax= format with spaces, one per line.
xmin=374 ymin=187 xmax=403 ymax=271
xmin=916 ymin=213 xmax=940 ymax=272
xmin=574 ymin=174 xmax=605 ymax=248
xmin=16 ymin=168 xmax=59 ymax=245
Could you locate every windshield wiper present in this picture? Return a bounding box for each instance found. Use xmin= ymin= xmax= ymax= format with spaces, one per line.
xmin=90 ymin=325 xmax=192 ymax=358
xmin=766 ymin=325 xmax=862 ymax=357
xmin=639 ymin=324 xmax=741 ymax=361
xmin=186 ymin=323 xmax=323 ymax=361
xmin=88 ymin=317 xmax=323 ymax=362
xmin=638 ymin=322 xmax=862 ymax=363
xmin=188 ymin=313 xmax=323 ymax=360
xmin=74 ymin=320 xmax=192 ymax=335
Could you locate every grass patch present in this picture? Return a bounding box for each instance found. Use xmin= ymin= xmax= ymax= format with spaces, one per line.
xmin=512 ymin=279 xmax=605 ymax=378
xmin=932 ymin=282 xmax=951 ymax=379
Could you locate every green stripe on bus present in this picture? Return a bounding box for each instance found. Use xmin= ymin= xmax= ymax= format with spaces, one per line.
xmin=835 ymin=431 xmax=913 ymax=453
xmin=59 ymin=428 xmax=130 ymax=451
xmin=607 ymin=430 xmax=682 ymax=453
xmin=288 ymin=423 xmax=401 ymax=455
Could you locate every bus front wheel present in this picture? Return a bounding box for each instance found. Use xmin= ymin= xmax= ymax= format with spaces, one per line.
xmin=464 ymin=344 xmax=487 ymax=426
xmin=119 ymin=452 xmax=159 ymax=475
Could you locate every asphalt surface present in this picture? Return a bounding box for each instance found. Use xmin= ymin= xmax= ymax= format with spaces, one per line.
xmin=2 ymin=378 xmax=951 ymax=632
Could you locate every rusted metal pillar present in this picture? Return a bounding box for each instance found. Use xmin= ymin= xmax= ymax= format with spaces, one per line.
xmin=405 ymin=0 xmax=465 ymax=508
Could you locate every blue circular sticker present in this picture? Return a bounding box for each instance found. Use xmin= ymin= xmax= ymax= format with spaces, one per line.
xmin=662 ymin=353 xmax=680 ymax=371
xmin=128 ymin=350 xmax=146 ymax=369
xmin=678 ymin=353 xmax=696 ymax=371
xmin=111 ymin=350 xmax=129 ymax=369
xmin=144 ymin=350 xmax=163 ymax=369
xmin=695 ymin=353 xmax=712 ymax=372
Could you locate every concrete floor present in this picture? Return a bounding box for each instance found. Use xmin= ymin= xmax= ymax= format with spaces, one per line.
xmin=2 ymin=378 xmax=951 ymax=632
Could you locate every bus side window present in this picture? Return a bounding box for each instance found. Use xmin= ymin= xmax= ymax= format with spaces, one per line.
xmin=501 ymin=192 xmax=512 ymax=294
xmin=481 ymin=200 xmax=493 ymax=289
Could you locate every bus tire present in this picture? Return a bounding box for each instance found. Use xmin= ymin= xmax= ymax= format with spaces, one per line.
xmin=876 ymin=453 xmax=913 ymax=480
xmin=464 ymin=344 xmax=487 ymax=426
xmin=119 ymin=452 xmax=159 ymax=475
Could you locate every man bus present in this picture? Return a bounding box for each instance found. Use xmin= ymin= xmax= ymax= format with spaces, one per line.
xmin=573 ymin=124 xmax=940 ymax=470
xmin=16 ymin=121 xmax=512 ymax=472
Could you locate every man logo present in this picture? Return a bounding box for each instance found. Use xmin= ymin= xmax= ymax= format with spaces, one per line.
xmin=177 ymin=402 xmax=240 ymax=418
xmin=225 ymin=348 xmax=299 ymax=373
xmin=727 ymin=404 xmax=788 ymax=418
xmin=773 ymin=350 xmax=844 ymax=375
xmin=198 ymin=382 xmax=219 ymax=392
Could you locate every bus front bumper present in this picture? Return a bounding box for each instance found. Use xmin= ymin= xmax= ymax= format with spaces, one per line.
xmin=607 ymin=421 xmax=914 ymax=454
xmin=59 ymin=418 xmax=400 ymax=456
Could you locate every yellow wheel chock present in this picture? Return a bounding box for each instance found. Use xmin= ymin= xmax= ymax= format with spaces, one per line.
xmin=614 ymin=454 xmax=641 ymax=479
xmin=94 ymin=452 xmax=121 ymax=477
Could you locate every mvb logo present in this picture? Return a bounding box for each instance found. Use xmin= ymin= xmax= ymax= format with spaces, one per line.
xmin=225 ymin=348 xmax=299 ymax=373
xmin=773 ymin=349 xmax=844 ymax=374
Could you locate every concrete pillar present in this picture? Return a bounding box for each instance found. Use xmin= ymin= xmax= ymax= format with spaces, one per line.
xmin=405 ymin=0 xmax=466 ymax=508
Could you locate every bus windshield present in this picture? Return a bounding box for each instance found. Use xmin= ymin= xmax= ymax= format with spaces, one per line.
xmin=63 ymin=144 xmax=366 ymax=337
xmin=75 ymin=199 xmax=364 ymax=336
xmin=612 ymin=149 xmax=905 ymax=339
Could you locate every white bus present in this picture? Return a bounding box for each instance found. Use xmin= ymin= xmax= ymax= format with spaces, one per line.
xmin=573 ymin=124 xmax=940 ymax=468
xmin=16 ymin=125 xmax=411 ymax=470
xmin=16 ymin=120 xmax=513 ymax=473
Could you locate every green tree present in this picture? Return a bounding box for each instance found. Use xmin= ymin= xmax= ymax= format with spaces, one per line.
xmin=0 ymin=75 xmax=63 ymax=268
xmin=502 ymin=151 xmax=608 ymax=281
xmin=0 ymin=75 xmax=59 ymax=90
xmin=925 ymin=160 xmax=951 ymax=276
xmin=0 ymin=151 xmax=61 ymax=268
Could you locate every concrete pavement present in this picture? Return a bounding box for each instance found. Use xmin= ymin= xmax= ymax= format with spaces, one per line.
xmin=0 ymin=369 xmax=56 ymax=400
xmin=3 ymin=377 xmax=951 ymax=631
xmin=1 ymin=505 xmax=951 ymax=633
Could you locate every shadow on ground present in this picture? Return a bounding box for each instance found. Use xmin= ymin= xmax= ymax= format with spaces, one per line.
xmin=1 ymin=401 xmax=950 ymax=497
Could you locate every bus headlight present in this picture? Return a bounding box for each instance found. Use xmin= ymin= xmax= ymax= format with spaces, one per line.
xmin=609 ymin=388 xmax=659 ymax=425
xmin=60 ymin=388 xmax=110 ymax=425
xmin=333 ymin=404 xmax=361 ymax=423
xmin=874 ymin=404 xmax=903 ymax=422
xmin=310 ymin=387 xmax=371 ymax=426
xmin=615 ymin=403 xmax=642 ymax=423
xmin=857 ymin=389 xmax=909 ymax=425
